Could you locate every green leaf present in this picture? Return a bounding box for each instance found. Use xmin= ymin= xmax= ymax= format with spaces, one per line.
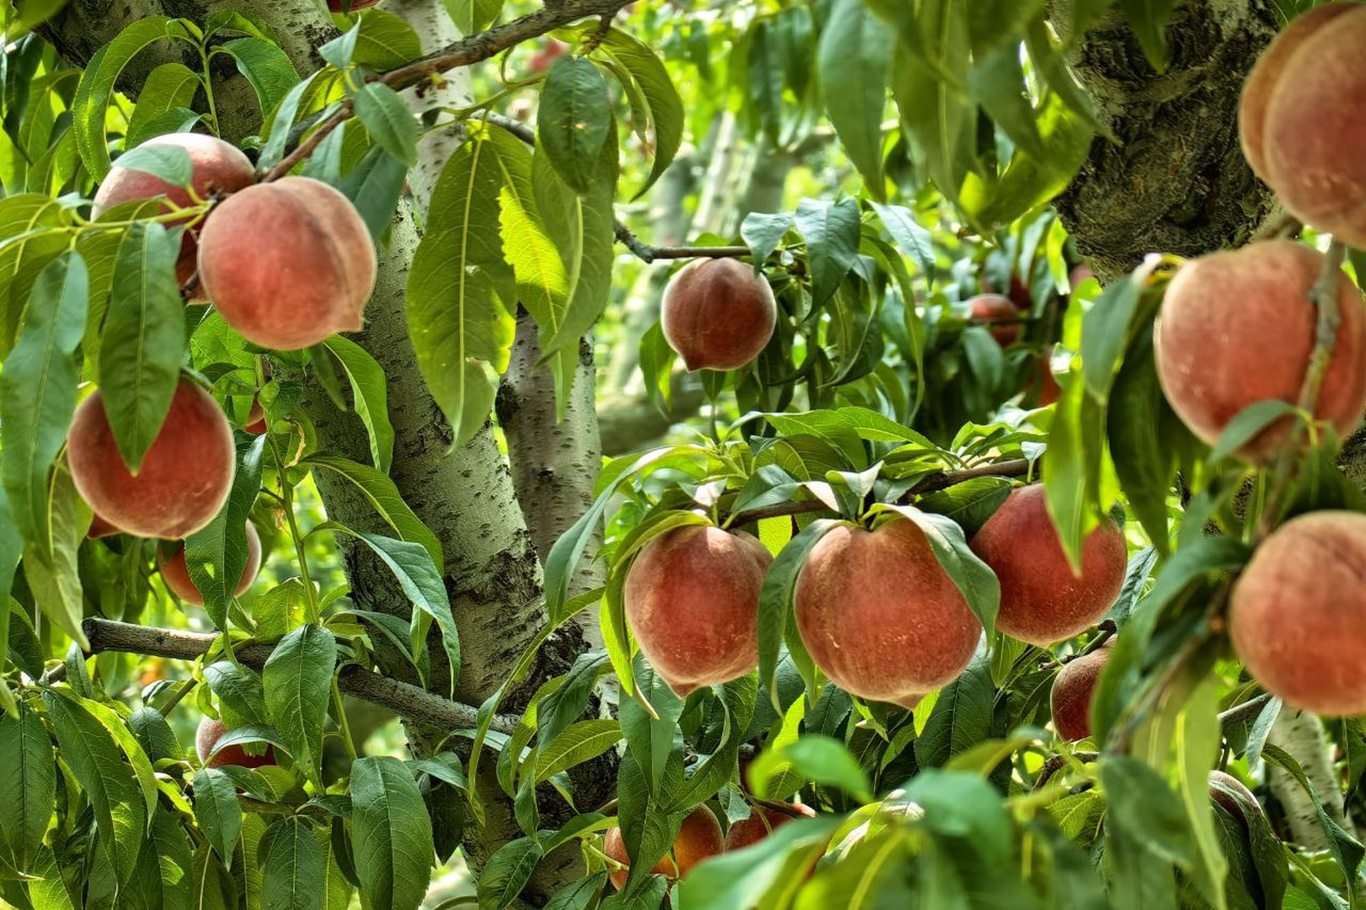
xmin=352 ymin=9 xmax=423 ymax=69
xmin=262 ymin=624 xmax=336 ymax=786
xmin=875 ymin=505 xmax=999 ymax=637
xmin=353 ymin=83 xmax=418 ymax=168
xmin=756 ymin=519 xmax=840 ymax=710
xmin=351 ymin=756 xmax=435 ymax=910
xmin=761 ymin=734 xmax=871 ymax=801
xmin=593 ymin=27 xmax=683 ymax=198
xmin=793 ymin=197 xmax=861 ymax=308
xmin=218 ymin=37 xmax=299 ymax=115
xmin=0 ymin=195 xmax=70 ymax=359
xmin=1174 ymin=676 xmax=1229 ymax=910
xmin=529 ymin=719 xmax=621 ymax=785
xmin=967 ymin=0 xmax=1048 ymax=55
xmin=98 ymin=222 xmax=186 ymax=472
xmin=152 ymin=807 xmax=196 ymax=910
xmin=477 ymin=837 xmax=543 ymax=910
xmin=537 ymin=56 xmax=612 ymax=195
xmin=204 ymin=661 xmax=270 ymax=726
xmin=1102 ymin=756 xmax=1195 ymax=866
xmin=620 ymin=655 xmax=684 ymax=796
xmin=1080 ymin=275 xmax=1144 ymax=401
xmin=870 ymin=202 xmax=935 ymax=287
xmin=110 ymin=142 xmax=193 ymax=188
xmin=127 ymin=65 xmax=203 ymax=149
xmin=43 ymin=689 xmax=145 ymax=882
xmin=968 ymin=43 xmax=1043 ymax=159
xmin=185 ymin=435 xmax=266 ymax=629
xmin=818 ymin=0 xmax=893 ymax=200
xmin=1107 ymin=333 xmax=1174 ymax=554
xmin=1210 ymin=400 xmax=1299 ymax=464
xmin=259 ymin=73 xmax=321 ymax=170
xmin=1 ymin=251 xmax=87 ymax=549
xmin=916 ymin=654 xmax=995 ymax=768
xmin=321 ymin=526 xmax=458 ymax=687
xmin=79 ymin=696 xmax=160 ymax=833
xmin=71 ymin=17 xmax=175 ymax=180
xmin=259 ymin=816 xmax=324 ymax=910
xmin=1119 ymin=0 xmax=1177 ymax=71
xmin=128 ymin=707 xmax=181 ymax=763
xmin=303 ymin=454 xmax=440 ymax=565
xmin=22 ymin=464 xmax=90 ymax=648
xmin=321 ymin=336 xmax=395 ymax=473
xmin=674 ymin=816 xmax=841 ymax=910
xmin=194 ymin=768 xmax=243 ymax=869
xmin=0 ymin=704 xmax=54 ymax=873
xmin=406 ymin=130 xmax=517 ymax=448
xmin=740 ymin=212 xmax=794 ymax=267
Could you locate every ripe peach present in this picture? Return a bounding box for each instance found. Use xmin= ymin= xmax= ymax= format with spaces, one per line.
xmin=623 ymin=525 xmax=771 ymax=697
xmin=93 ymin=133 xmax=255 ymax=289
xmin=660 ymin=258 xmax=777 ymax=371
xmin=87 ymin=513 xmax=119 ymax=539
xmin=197 ymin=176 xmax=376 ymax=350
xmin=795 ymin=519 xmax=983 ymax=703
xmin=1230 ymin=510 xmax=1366 ymax=715
xmin=724 ymin=803 xmax=816 ymax=851
xmin=528 ymin=39 xmax=569 ymax=74
xmin=1242 ymin=4 xmax=1366 ymax=246
xmin=195 ymin=717 xmax=275 ymax=769
xmin=1029 ymin=348 xmax=1063 ymax=406
xmin=1069 ymin=263 xmax=1096 ymax=291
xmin=1238 ymin=3 xmax=1356 ymax=181
xmin=158 ymin=521 xmax=262 ymax=606
xmin=968 ymin=294 xmax=1021 ymax=346
xmin=970 ymin=485 xmax=1127 ymax=647
xmin=243 ymin=400 xmax=267 ymax=435
xmin=1154 ymin=241 xmax=1366 ymax=460
xmin=67 ymin=379 xmax=236 ymax=539
xmin=604 ymin=805 xmax=723 ymax=891
xmin=1049 ymin=639 xmax=1113 ymax=741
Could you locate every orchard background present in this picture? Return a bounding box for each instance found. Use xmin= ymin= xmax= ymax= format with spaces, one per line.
xmin=0 ymin=0 xmax=1364 ymax=907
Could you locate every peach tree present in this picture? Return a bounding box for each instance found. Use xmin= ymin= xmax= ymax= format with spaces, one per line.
xmin=0 ymin=0 xmax=1362 ymax=908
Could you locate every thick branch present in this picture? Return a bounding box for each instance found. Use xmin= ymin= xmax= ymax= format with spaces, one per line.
xmin=81 ymin=618 xmax=519 ymax=736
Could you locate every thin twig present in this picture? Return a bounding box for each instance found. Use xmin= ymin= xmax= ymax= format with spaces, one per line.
xmin=81 ymin=618 xmax=520 ymax=736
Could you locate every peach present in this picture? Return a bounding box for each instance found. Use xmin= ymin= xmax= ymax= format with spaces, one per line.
xmin=158 ymin=521 xmax=262 ymax=606
xmin=195 ymin=717 xmax=275 ymax=769
xmin=623 ymin=525 xmax=772 ymax=697
xmin=197 ymin=176 xmax=376 ymax=350
xmin=795 ymin=519 xmax=983 ymax=703
xmin=724 ymin=803 xmax=816 ymax=851
xmin=1238 ymin=3 xmax=1357 ymax=181
xmin=1209 ymin=770 xmax=1260 ymax=827
xmin=604 ymin=805 xmax=723 ymax=891
xmin=67 ymin=379 xmax=236 ymax=539
xmin=1049 ymin=639 xmax=1113 ymax=741
xmin=968 ymin=294 xmax=1021 ymax=346
xmin=87 ymin=513 xmax=119 ymax=539
xmin=1154 ymin=241 xmax=1366 ymax=460
xmin=1029 ymin=348 xmax=1062 ymax=406
xmin=1242 ymin=4 xmax=1366 ymax=246
xmin=970 ymin=485 xmax=1127 ymax=647
xmin=93 ymin=133 xmax=255 ymax=289
xmin=1229 ymin=510 xmax=1366 ymax=715
xmin=243 ymin=400 xmax=267 ymax=435
xmin=660 ymin=258 xmax=777 ymax=371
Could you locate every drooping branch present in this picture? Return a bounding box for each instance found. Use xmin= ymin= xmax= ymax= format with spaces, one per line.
xmin=81 ymin=617 xmax=520 ymax=735
xmin=263 ymin=0 xmax=634 ymax=180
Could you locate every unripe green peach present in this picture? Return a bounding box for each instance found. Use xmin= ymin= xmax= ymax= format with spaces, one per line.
xmin=1049 ymin=639 xmax=1113 ymax=741
xmin=661 ymin=258 xmax=777 ymax=371
xmin=93 ymin=133 xmax=255 ymax=290
xmin=158 ymin=521 xmax=262 ymax=606
xmin=197 ymin=176 xmax=376 ymax=350
xmin=970 ymin=485 xmax=1127 ymax=647
xmin=1154 ymin=241 xmax=1366 ymax=460
xmin=1230 ymin=510 xmax=1366 ymax=715
xmin=795 ymin=519 xmax=983 ymax=703
xmin=67 ymin=379 xmax=236 ymax=539
xmin=623 ymin=525 xmax=772 ymax=697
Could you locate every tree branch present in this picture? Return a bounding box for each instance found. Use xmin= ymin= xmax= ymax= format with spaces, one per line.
xmin=263 ymin=0 xmax=633 ymax=181
xmin=81 ymin=618 xmax=520 ymax=736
